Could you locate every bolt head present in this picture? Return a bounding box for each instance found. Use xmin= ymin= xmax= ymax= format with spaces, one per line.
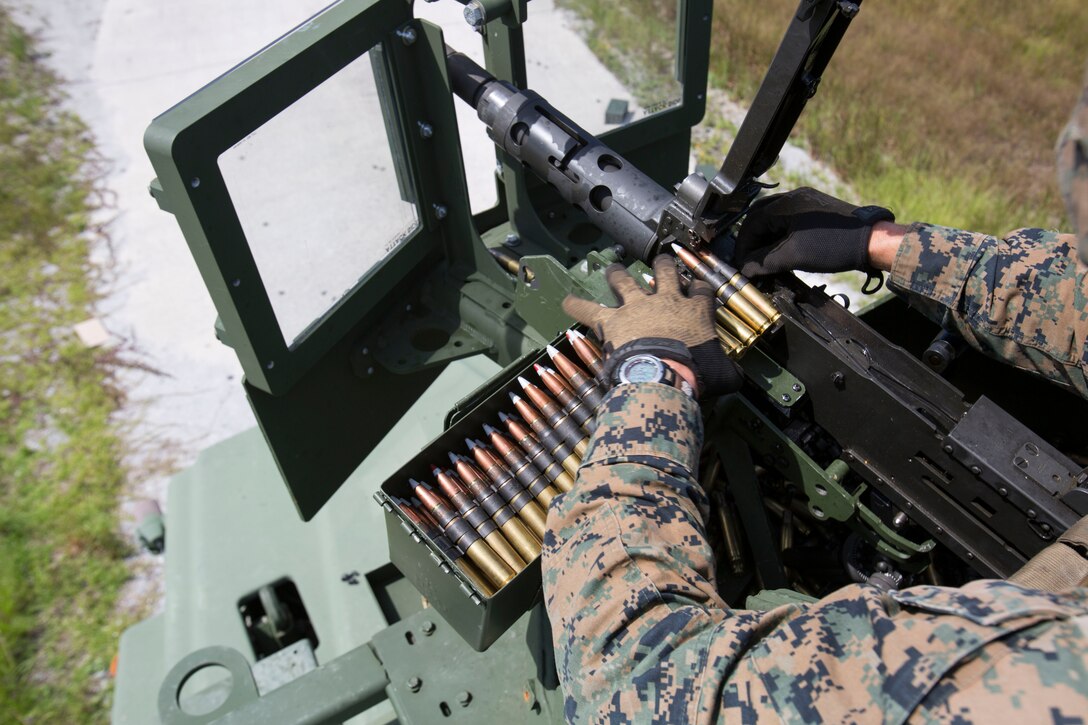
xmin=421 ymin=620 xmax=436 ymax=635
xmin=464 ymin=2 xmax=485 ymax=26
xmin=397 ymin=26 xmax=417 ymax=44
xmin=791 ymin=383 xmax=802 ymax=392
xmin=780 ymin=393 xmax=791 ymax=403
xmin=432 ymin=203 xmax=448 ymax=220
xmin=407 ymin=676 xmax=422 ymax=692
xmin=418 ymin=122 xmax=434 ymax=139
xmin=457 ymin=691 xmax=472 ymax=706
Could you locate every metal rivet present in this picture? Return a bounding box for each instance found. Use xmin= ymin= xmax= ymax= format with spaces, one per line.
xmin=421 ymin=620 xmax=436 ymax=635
xmin=231 ymin=278 xmax=241 ymax=288
xmin=190 ymin=177 xmax=201 ymax=188
xmin=970 ymin=465 xmax=981 ymax=476
xmin=791 ymin=383 xmax=802 ymax=392
xmin=1027 ymin=509 xmax=1037 ymax=519
xmin=417 ymin=121 xmax=434 ymax=139
xmin=966 ymin=552 xmax=975 ymax=559
xmin=504 ymin=233 xmax=520 ymax=247
xmin=780 ymin=393 xmax=791 ymax=403
xmin=457 ymin=691 xmax=472 ymax=707
xmin=265 ymin=360 xmax=274 ymax=370
xmin=998 ymin=487 xmax=1008 ymax=497
xmin=942 ymin=444 xmax=953 ymax=454
xmin=407 ymin=676 xmax=422 ymax=692
xmin=432 ymin=203 xmax=448 ymax=220
xmin=397 ymin=26 xmax=417 ymax=44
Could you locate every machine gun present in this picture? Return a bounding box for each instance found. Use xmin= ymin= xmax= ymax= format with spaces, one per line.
xmin=116 ymin=0 xmax=1088 ymax=722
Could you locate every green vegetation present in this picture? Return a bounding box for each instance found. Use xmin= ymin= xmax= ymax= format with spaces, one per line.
xmin=565 ymin=0 xmax=1088 ymax=235
xmin=1 ymin=8 xmax=131 ymax=722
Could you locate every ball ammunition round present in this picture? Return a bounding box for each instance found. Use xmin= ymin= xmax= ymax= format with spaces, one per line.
xmin=498 ymin=413 xmax=575 ymax=493
xmin=483 ymin=424 xmax=559 ymax=508
xmin=535 ymin=364 xmax=595 ymax=433
xmin=519 ymin=378 xmax=589 ymax=456
xmin=566 ymin=329 xmax=603 ymax=377
xmin=547 ymin=344 xmax=604 ymax=410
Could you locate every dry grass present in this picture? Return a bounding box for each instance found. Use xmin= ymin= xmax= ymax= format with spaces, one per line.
xmin=710 ymin=0 xmax=1088 ymax=232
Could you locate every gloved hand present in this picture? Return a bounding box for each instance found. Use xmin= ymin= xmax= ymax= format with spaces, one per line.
xmin=561 ymin=255 xmax=743 ymax=398
xmin=733 ymin=187 xmax=895 ymax=277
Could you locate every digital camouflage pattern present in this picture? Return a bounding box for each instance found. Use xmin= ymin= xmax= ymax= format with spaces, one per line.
xmin=542 ymin=384 xmax=1088 ymax=723
xmin=889 ymin=70 xmax=1088 ymax=397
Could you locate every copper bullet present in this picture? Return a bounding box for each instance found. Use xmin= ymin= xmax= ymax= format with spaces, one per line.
xmin=696 ymin=247 xmax=780 ymax=325
xmin=408 ymin=480 xmax=515 ymax=589
xmin=535 ymin=363 xmax=594 ymax=433
xmin=672 ymin=244 xmax=770 ymax=333
xmin=510 ymin=393 xmax=582 ymax=479
xmin=518 ymin=379 xmax=589 ymax=458
xmin=468 ymin=439 xmax=548 ymax=538
xmin=566 ymin=329 xmax=604 ymax=377
xmin=483 ymin=423 xmax=559 ymax=508
xmin=450 ymin=454 xmax=541 ymax=561
xmin=399 ymin=497 xmax=495 ymax=597
xmin=433 ymin=465 xmax=526 ymax=572
xmin=498 ymin=413 xmax=575 ymax=493
xmin=546 ymin=344 xmax=604 ymax=410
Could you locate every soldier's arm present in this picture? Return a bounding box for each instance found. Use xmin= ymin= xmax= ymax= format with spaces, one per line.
xmin=541 ymin=382 xmax=784 ymax=722
xmin=869 ymin=220 xmax=1088 ymax=396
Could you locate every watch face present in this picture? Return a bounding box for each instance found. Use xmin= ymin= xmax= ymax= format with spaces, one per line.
xmin=623 ymin=356 xmax=663 ymax=384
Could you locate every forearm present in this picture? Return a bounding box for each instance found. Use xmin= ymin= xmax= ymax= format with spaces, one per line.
xmin=541 ymin=383 xmax=727 ymax=721
xmin=869 ymin=220 xmax=1088 ymax=395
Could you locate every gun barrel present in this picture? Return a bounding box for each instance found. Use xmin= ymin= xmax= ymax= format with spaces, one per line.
xmin=445 ymin=46 xmax=672 ymax=261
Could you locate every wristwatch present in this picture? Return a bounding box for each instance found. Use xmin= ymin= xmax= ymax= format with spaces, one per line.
xmin=613 ymin=354 xmax=695 ymax=398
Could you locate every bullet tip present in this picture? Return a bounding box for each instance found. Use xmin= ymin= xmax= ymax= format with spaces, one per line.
xmin=483 ymin=423 xmax=496 ymax=435
xmin=545 ymin=344 xmax=559 ymax=358
xmin=407 ymin=478 xmax=422 ymax=490
xmin=465 ymin=437 xmax=476 ymax=449
xmin=532 ymin=363 xmax=544 ymax=374
xmin=498 ymin=411 xmax=511 ymax=422
xmin=509 ymin=392 xmax=522 ymax=403
xmin=517 ymin=376 xmax=531 ymax=388
xmin=566 ymin=328 xmax=583 ymax=341
xmin=447 ymin=451 xmax=460 ymax=464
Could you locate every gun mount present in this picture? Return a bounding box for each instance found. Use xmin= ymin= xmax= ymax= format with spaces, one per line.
xmin=115 ymin=1 xmax=1088 ymax=723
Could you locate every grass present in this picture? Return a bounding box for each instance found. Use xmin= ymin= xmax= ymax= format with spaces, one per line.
xmin=0 ymin=8 xmax=131 ymax=722
xmin=561 ymin=0 xmax=1088 ymax=235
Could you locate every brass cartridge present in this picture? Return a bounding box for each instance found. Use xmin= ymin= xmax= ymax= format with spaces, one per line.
xmin=434 ymin=466 xmax=526 ymax=571
xmin=409 ymin=480 xmax=515 ymax=589
xmin=546 ymin=344 xmax=604 ymax=410
xmin=716 ymin=326 xmax=743 ymax=357
xmin=714 ymin=305 xmax=758 ymax=348
xmin=468 ymin=439 xmax=548 ymax=539
xmin=483 ymin=424 xmax=559 ymax=508
xmin=672 ymin=244 xmax=771 ymax=333
xmin=566 ymin=329 xmax=604 ymax=377
xmin=498 ymin=413 xmax=575 ymax=493
xmin=535 ymin=364 xmax=594 ymax=433
xmin=518 ymin=378 xmax=590 ymax=458
xmin=510 ymin=393 xmax=582 ymax=479
xmin=696 ymin=247 xmax=780 ymax=324
xmin=451 ymin=455 xmax=542 ymax=561
xmin=400 ymin=498 xmax=495 ymax=597
xmin=488 ymin=246 xmax=534 ymax=281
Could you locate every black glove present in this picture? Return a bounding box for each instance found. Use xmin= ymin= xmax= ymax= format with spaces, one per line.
xmin=562 ymin=255 xmax=744 ymax=398
xmin=734 ymin=187 xmax=894 ymax=277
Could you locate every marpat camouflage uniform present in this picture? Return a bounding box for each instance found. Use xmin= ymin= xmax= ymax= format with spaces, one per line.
xmin=542 ymin=383 xmax=1088 ymax=723
xmin=888 ymin=68 xmax=1088 ymax=397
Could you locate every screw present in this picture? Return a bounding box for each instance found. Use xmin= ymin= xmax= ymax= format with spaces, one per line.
xmin=407 ymin=676 xmax=422 ymax=692
xmin=421 ymin=620 xmax=436 ymax=635
xmin=791 ymin=383 xmax=802 ymax=392
xmin=464 ymin=1 xmax=485 ymax=27
xmin=504 ymin=233 xmax=520 ymax=247
xmin=998 ymin=487 xmax=1008 ymax=497
xmin=780 ymin=393 xmax=791 ymax=403
xmin=397 ymin=26 xmax=417 ymax=45
xmin=432 ymin=203 xmax=448 ymax=220
xmin=417 ymin=122 xmax=434 ymax=139
xmin=943 ymin=444 xmax=953 ymax=454
xmin=831 ymin=371 xmax=845 ymax=389
xmin=457 ymin=691 xmax=472 ymax=707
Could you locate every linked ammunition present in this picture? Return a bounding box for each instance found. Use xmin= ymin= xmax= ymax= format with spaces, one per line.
xmin=518 ymin=377 xmax=589 ymax=458
xmin=714 ymin=305 xmax=758 ymax=348
xmin=509 ymin=393 xmax=582 ymax=479
xmin=433 ymin=465 xmax=526 ymax=571
xmin=696 ymin=247 xmax=780 ymax=325
xmin=566 ymin=329 xmax=603 ymax=377
xmin=408 ymin=479 xmax=515 ymax=589
xmin=399 ymin=498 xmax=495 ymax=597
xmin=546 ymin=344 xmax=604 ymax=410
xmin=498 ymin=413 xmax=575 ymax=493
xmin=672 ymin=244 xmax=771 ymax=333
xmin=712 ymin=490 xmax=746 ymax=576
xmin=487 ymin=246 xmax=534 ymax=281
xmin=535 ymin=363 xmax=595 ymax=433
xmin=483 ymin=423 xmax=559 ymax=508
xmin=716 ymin=326 xmax=743 ymax=356
xmin=468 ymin=439 xmax=548 ymax=539
xmin=450 ymin=454 xmax=541 ymax=561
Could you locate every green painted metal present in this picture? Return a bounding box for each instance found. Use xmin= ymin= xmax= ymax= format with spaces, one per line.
xmin=737 ymin=345 xmax=807 ymax=407
xmin=718 ymin=396 xmax=935 ymax=565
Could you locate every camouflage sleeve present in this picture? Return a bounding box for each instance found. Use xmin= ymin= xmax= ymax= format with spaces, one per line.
xmin=888 ymin=222 xmax=1088 ymax=396
xmin=542 ymin=383 xmax=1088 ymax=724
